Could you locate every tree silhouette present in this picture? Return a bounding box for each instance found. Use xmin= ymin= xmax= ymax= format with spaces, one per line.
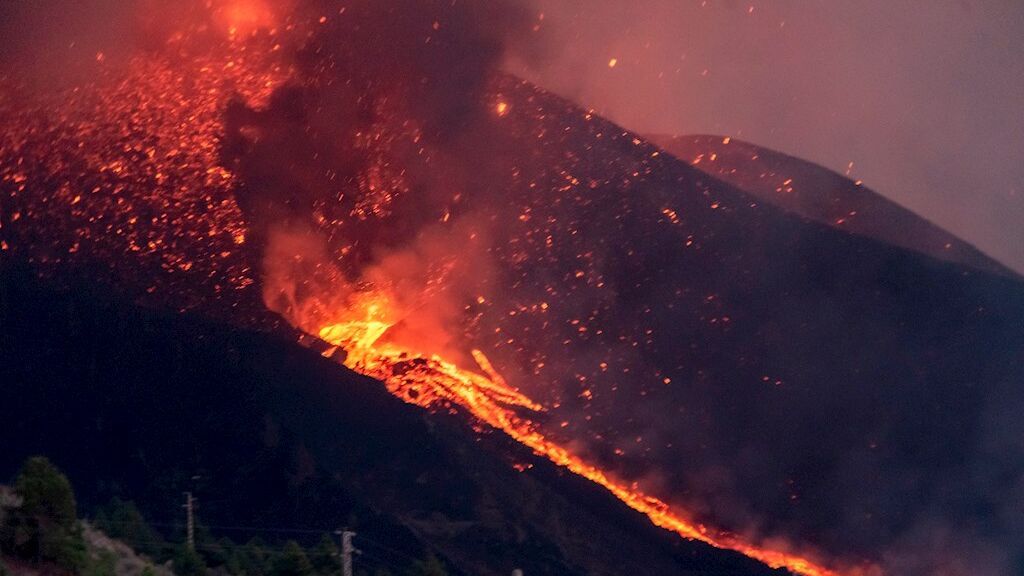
xmin=272 ymin=540 xmax=314 ymax=576
xmin=406 ymin=554 xmax=447 ymax=576
xmin=0 ymin=456 xmax=86 ymax=571
xmin=174 ymin=545 xmax=208 ymax=576
xmin=310 ymin=534 xmax=342 ymax=576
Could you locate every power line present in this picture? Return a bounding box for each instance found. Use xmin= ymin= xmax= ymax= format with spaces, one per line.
xmin=97 ymin=517 xmax=429 ymax=564
xmin=92 ymin=507 xmax=766 ymax=576
xmin=98 ymin=529 xmax=767 ymax=576
xmin=354 ymin=534 xmax=421 ymax=564
xmin=95 ymin=519 xmax=330 ymax=535
xmin=355 ymin=550 xmax=408 ymax=573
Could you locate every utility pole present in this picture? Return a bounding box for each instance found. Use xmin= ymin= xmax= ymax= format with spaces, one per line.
xmin=183 ymin=492 xmax=195 ymax=550
xmin=336 ymin=529 xmax=359 ymax=576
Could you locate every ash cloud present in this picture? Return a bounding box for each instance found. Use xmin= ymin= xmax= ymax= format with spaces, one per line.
xmin=224 ymin=0 xmax=540 ymax=358
xmin=6 ymin=1 xmax=1021 ymax=575
xmin=509 ymin=0 xmax=1024 ymax=273
xmin=0 ymin=0 xmax=216 ymax=86
xmin=0 ymin=0 xmax=137 ymax=86
xmin=225 ymin=4 xmax=1024 ymax=574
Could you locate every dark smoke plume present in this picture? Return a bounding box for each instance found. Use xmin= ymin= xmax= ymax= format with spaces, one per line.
xmin=226 ymin=0 xmax=534 ymax=252
xmin=223 ymin=0 xmax=542 ymax=360
xmin=222 ymin=4 xmax=1024 ymax=575
xmin=5 ymin=2 xmax=1022 ymax=574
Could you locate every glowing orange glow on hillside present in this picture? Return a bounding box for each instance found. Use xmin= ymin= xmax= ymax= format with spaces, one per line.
xmin=0 ymin=35 xmax=290 ymax=313
xmin=212 ymin=0 xmax=277 ymax=37
xmin=304 ymin=290 xmax=859 ymax=576
xmin=0 ymin=4 xmax=876 ymax=573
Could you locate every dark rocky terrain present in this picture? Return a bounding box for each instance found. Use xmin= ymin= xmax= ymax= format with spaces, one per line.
xmin=651 ymin=134 xmax=1016 ymax=278
xmin=1 ymin=9 xmax=1022 ymax=571
xmin=0 ymin=263 xmax=781 ymax=576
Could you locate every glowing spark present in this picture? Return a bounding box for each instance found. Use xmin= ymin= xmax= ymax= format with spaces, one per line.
xmin=301 ymin=290 xmax=851 ymax=576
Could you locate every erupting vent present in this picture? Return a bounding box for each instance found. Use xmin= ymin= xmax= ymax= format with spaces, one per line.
xmin=311 ymin=291 xmax=839 ymax=576
xmin=0 ymin=4 xmax=902 ymax=576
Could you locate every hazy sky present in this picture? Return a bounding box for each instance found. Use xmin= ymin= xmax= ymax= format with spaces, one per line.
xmin=513 ymin=0 xmax=1024 ymax=272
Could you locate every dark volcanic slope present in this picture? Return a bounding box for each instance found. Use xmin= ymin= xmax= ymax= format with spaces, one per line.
xmin=650 ymin=134 xmax=1016 ymax=278
xmin=3 ymin=23 xmax=1024 ymax=574
xmin=443 ymin=83 xmax=1024 ymax=575
xmin=0 ymin=264 xmax=778 ymax=576
xmin=236 ymin=72 xmax=1024 ymax=574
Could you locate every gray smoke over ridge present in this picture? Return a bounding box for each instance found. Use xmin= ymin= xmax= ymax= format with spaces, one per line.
xmin=0 ymin=0 xmax=226 ymax=85
xmin=3 ymin=2 xmax=1024 ymax=575
xmin=508 ymin=0 xmax=1024 ymax=273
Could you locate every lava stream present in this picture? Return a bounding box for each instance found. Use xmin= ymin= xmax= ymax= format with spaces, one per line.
xmin=312 ymin=299 xmax=850 ymax=576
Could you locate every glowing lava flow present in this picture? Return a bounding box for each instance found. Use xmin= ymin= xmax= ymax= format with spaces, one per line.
xmin=313 ymin=295 xmax=849 ymax=576
xmin=0 ymin=8 xmax=864 ymax=572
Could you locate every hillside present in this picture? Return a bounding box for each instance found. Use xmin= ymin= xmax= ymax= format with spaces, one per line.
xmin=1 ymin=8 xmax=1023 ymax=573
xmin=650 ymin=134 xmax=1016 ymax=277
xmin=0 ymin=264 xmax=778 ymax=576
xmin=0 ymin=521 xmax=175 ymax=576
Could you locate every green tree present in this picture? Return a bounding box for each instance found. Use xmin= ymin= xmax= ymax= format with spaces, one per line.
xmin=406 ymin=554 xmax=447 ymax=576
xmin=0 ymin=456 xmax=86 ymax=571
xmin=235 ymin=537 xmax=272 ymax=576
xmin=193 ymin=530 xmax=230 ymax=570
xmin=174 ymin=545 xmax=208 ymax=576
xmin=15 ymin=457 xmax=78 ymax=526
xmin=309 ymin=534 xmax=341 ymax=576
xmin=94 ymin=497 xmax=163 ymax=558
xmin=271 ymin=541 xmax=313 ymax=576
xmin=213 ymin=537 xmax=242 ymax=574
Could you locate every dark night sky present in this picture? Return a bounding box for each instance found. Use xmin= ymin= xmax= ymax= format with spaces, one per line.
xmin=509 ymin=0 xmax=1024 ymax=273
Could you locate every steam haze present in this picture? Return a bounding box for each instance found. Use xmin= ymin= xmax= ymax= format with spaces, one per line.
xmin=511 ymin=0 xmax=1024 ymax=273
xmin=3 ymin=1 xmax=1024 ymax=575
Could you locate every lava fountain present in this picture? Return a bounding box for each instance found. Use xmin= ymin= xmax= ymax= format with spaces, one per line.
xmin=0 ymin=2 xmax=884 ymax=575
xmin=297 ymin=285 xmax=849 ymax=576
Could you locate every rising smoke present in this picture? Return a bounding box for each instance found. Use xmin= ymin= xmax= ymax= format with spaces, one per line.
xmin=508 ymin=0 xmax=1024 ymax=274
xmin=222 ymin=0 xmax=542 ymax=363
xmin=3 ymin=1 xmax=1022 ymax=575
xmin=223 ymin=4 xmax=1024 ymax=575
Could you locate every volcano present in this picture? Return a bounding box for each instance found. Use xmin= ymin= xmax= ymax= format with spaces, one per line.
xmin=0 ymin=263 xmax=778 ymax=576
xmin=650 ymin=134 xmax=1017 ymax=278
xmin=2 ymin=4 xmax=1023 ymax=576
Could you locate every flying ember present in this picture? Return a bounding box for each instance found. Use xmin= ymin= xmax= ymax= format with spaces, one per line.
xmin=0 ymin=3 xmax=896 ymax=576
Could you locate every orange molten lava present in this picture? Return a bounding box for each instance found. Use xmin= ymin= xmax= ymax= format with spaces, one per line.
xmin=311 ymin=292 xmax=850 ymax=576
xmin=0 ymin=6 xmax=867 ymax=571
xmin=213 ymin=0 xmax=277 ymax=37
